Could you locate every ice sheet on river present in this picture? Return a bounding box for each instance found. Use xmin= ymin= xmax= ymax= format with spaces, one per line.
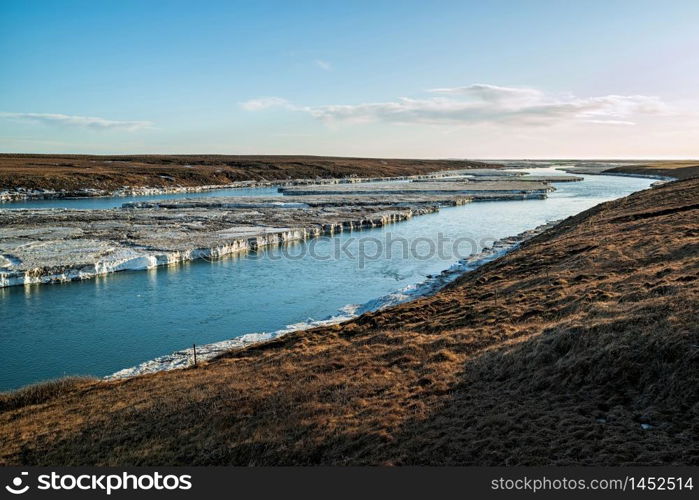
xmin=0 ymin=181 xmax=552 ymax=287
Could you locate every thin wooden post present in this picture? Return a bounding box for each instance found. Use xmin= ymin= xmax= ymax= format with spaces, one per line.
xmin=192 ymin=344 xmax=197 ymax=366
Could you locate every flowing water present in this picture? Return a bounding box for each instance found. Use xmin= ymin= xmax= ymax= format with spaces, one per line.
xmin=0 ymin=168 xmax=654 ymax=390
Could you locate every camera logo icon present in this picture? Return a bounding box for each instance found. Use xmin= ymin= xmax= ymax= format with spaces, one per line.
xmin=5 ymin=472 xmax=29 ymax=495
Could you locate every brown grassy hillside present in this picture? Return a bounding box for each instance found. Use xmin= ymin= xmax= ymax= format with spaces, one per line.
xmin=0 ymin=178 xmax=697 ymax=466
xmin=610 ymin=160 xmax=699 ymax=180
xmin=0 ymin=155 xmax=495 ymax=192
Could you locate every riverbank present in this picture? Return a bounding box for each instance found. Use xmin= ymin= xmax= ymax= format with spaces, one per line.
xmin=608 ymin=161 xmax=699 ymax=180
xmin=106 ymin=219 xmax=559 ymax=380
xmin=0 ymin=155 xmax=501 ymax=201
xmin=0 ymin=171 xmax=485 ymax=203
xmin=1 ymin=176 xmax=696 ymax=465
xmin=490 ymin=159 xmax=698 ymax=182
xmin=546 ymin=160 xmax=698 ymax=181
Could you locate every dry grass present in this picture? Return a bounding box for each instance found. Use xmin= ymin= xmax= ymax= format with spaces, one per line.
xmin=0 ymin=178 xmax=697 ymax=465
xmin=0 ymin=377 xmax=97 ymax=412
xmin=0 ymin=154 xmax=496 ymax=192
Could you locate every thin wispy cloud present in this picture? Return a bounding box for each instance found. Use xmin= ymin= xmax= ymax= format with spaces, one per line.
xmin=0 ymin=112 xmax=153 ymax=131
xmin=583 ymin=119 xmax=636 ymax=126
xmin=429 ymin=83 xmax=544 ymax=105
xmin=239 ymin=97 xmax=295 ymax=111
xmin=314 ymin=59 xmax=332 ymax=71
xmin=242 ymin=83 xmax=667 ymax=127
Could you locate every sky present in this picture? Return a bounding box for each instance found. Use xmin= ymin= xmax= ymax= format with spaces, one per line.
xmin=1 ymin=0 xmax=698 ymax=158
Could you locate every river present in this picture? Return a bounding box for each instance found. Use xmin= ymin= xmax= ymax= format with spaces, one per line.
xmin=0 ymin=168 xmax=654 ymax=390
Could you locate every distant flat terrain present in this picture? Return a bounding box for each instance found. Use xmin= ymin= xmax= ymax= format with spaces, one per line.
xmin=0 ymin=154 xmax=498 ymax=192
xmin=554 ymin=160 xmax=699 ymax=180
xmin=1 ymin=156 xmax=696 ymax=196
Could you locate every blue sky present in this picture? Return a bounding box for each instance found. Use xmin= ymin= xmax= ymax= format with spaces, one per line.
xmin=1 ymin=0 xmax=698 ymax=157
